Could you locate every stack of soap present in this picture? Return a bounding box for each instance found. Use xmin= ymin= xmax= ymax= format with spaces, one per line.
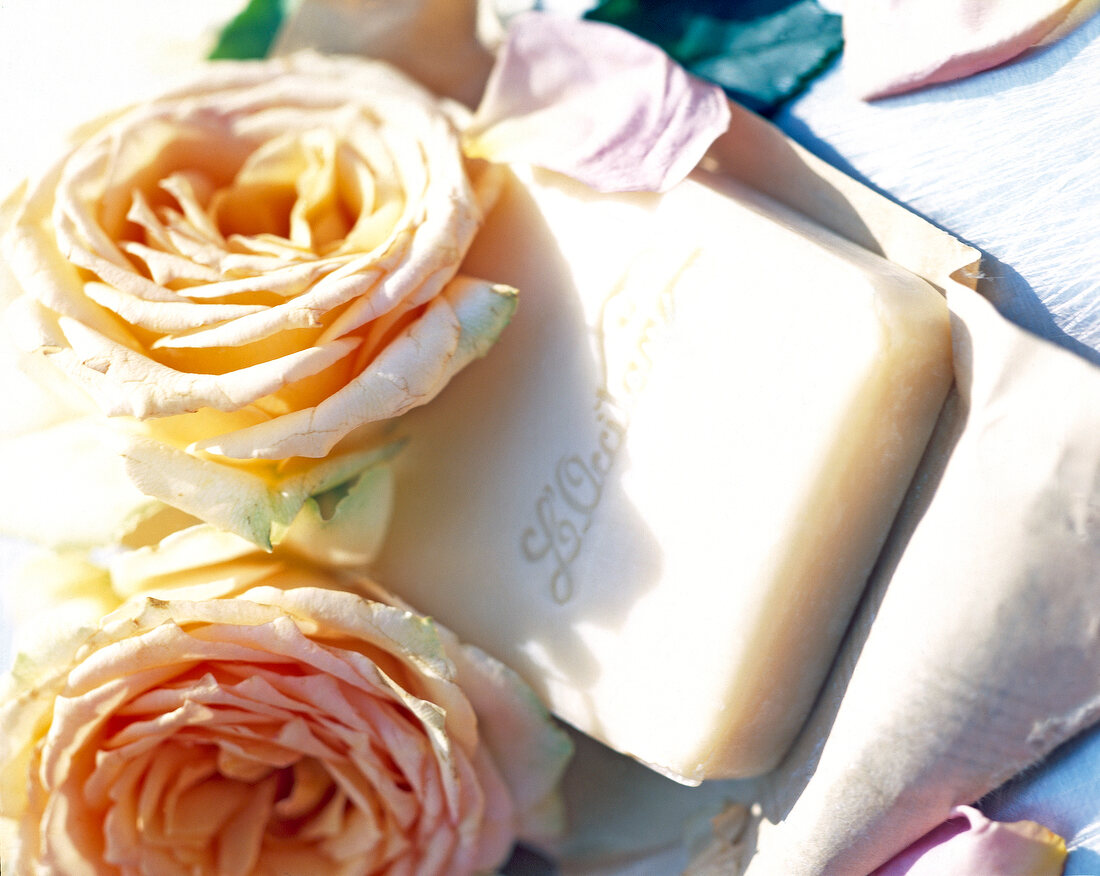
xmin=373 ymin=164 xmax=953 ymax=782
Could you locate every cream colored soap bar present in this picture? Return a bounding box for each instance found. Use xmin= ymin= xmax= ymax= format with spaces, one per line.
xmin=373 ymin=165 xmax=953 ymax=782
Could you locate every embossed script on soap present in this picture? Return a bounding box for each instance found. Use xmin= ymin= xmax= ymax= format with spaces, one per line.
xmin=520 ymin=250 xmax=698 ymax=603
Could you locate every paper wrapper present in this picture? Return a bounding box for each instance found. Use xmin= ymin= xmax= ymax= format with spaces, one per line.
xmin=254 ymin=3 xmax=1100 ymax=872
xmin=702 ymin=107 xmax=1100 ymax=874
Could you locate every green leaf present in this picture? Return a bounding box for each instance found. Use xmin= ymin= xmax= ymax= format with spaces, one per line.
xmin=208 ymin=0 xmax=287 ymax=61
xmin=584 ymin=0 xmax=843 ymax=115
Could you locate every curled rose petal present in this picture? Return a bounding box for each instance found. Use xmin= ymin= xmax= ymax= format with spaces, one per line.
xmin=465 ymin=12 xmax=731 ymax=193
xmin=0 ymin=52 xmax=516 ymax=547
xmin=0 ymin=539 xmax=572 ymax=875
xmin=845 ymin=0 xmax=1100 ymax=99
xmin=870 ymin=805 xmax=1067 ymax=875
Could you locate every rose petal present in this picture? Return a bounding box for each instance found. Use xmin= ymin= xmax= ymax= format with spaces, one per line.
xmin=279 ymin=464 xmax=394 ymax=568
xmin=466 ymin=12 xmax=730 ymax=193
xmin=844 ymin=0 xmax=1100 ymax=99
xmin=82 ymin=281 xmax=269 ymax=333
xmin=108 ymin=524 xmax=262 ymax=598
xmin=0 ymin=556 xmax=121 ymax=722
xmin=871 ymin=805 xmax=1068 ymax=875
xmin=0 ymin=417 xmax=157 ymax=547
xmin=53 ymin=315 xmax=363 ymax=419
xmin=119 ymin=435 xmax=297 ymax=548
xmin=118 ymin=427 xmax=401 ymax=548
xmin=194 ymin=276 xmax=516 ymax=460
xmin=447 ymin=640 xmax=572 ymax=844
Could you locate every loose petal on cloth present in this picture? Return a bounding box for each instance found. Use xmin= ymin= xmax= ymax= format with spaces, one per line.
xmin=465 ymin=12 xmax=730 ymax=193
xmin=871 ymin=806 xmax=1067 ymax=875
xmin=844 ymin=0 xmax=1100 ymax=99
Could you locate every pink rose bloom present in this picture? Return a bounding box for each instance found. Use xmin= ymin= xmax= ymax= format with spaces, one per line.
xmin=0 ymin=532 xmax=572 ymax=875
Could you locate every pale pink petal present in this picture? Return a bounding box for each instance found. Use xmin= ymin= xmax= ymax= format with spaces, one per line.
xmin=845 ymin=0 xmax=1100 ymax=99
xmin=872 ymin=805 xmax=1067 ymax=875
xmin=446 ymin=639 xmax=572 ymax=844
xmin=467 ymin=13 xmax=730 ymax=193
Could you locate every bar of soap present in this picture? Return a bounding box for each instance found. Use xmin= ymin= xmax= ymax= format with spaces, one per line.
xmin=372 ymin=165 xmax=953 ymax=782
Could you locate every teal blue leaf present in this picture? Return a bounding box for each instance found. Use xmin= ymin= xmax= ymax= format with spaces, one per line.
xmin=208 ymin=0 xmax=287 ymax=60
xmin=584 ymin=0 xmax=843 ymax=115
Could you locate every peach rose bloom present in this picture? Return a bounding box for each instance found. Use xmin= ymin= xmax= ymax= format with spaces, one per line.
xmin=0 ymin=530 xmax=571 ymax=875
xmin=0 ymin=52 xmax=516 ymax=548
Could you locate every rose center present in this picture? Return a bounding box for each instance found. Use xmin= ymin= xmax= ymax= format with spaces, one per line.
xmin=267 ymin=757 xmax=338 ymax=838
xmin=206 ymin=129 xmax=370 ymax=253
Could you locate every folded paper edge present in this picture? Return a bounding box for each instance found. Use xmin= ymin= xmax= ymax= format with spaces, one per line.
xmin=707 ymin=98 xmax=1099 ymax=876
